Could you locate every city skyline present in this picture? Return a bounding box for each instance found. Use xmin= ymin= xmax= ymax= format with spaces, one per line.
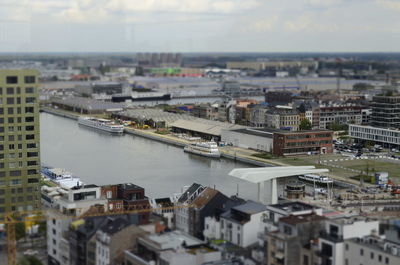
xmin=0 ymin=0 xmax=399 ymax=53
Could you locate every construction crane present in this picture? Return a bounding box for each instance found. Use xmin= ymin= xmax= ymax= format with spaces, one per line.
xmin=1 ymin=204 xmax=193 ymax=265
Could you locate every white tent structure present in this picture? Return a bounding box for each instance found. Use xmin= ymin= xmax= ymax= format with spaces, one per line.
xmin=229 ymin=166 xmax=330 ymax=204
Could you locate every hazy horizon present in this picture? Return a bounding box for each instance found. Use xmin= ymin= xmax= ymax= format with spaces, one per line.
xmin=0 ymin=0 xmax=399 ymax=53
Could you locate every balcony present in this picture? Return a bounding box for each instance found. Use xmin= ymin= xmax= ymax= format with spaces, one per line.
xmin=319 ymin=231 xmax=343 ymax=243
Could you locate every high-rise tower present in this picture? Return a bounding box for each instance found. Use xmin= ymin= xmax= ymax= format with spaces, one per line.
xmin=0 ymin=69 xmax=40 ymax=215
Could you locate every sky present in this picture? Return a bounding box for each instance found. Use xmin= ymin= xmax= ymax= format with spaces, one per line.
xmin=0 ymin=0 xmax=399 ymax=53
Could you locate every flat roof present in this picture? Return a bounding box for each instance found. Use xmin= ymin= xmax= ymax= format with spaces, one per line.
xmin=52 ymin=97 xmax=125 ymax=111
xmin=268 ymin=201 xmax=318 ymax=212
xmin=229 ymin=127 xmax=332 ymax=137
xmin=280 ymin=213 xmax=325 ymax=225
xmin=144 ymin=230 xmax=204 ymax=250
xmin=232 ymin=200 xmax=267 ymax=215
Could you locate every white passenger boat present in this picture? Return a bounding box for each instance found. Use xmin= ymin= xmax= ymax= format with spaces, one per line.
xmin=298 ymin=174 xmax=333 ymax=185
xmin=41 ymin=166 xmax=84 ymax=189
xmin=78 ymin=116 xmax=124 ymax=133
xmin=184 ymin=141 xmax=221 ymax=158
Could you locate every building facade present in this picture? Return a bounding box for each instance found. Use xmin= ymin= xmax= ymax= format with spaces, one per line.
xmin=371 ymin=95 xmax=400 ymax=129
xmin=0 ymin=69 xmax=41 ymax=215
xmin=349 ymin=125 xmax=400 ymax=149
xmin=273 ymin=130 xmax=333 ymax=156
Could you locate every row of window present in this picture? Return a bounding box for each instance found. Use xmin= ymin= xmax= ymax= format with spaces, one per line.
xmin=0 ymin=186 xmax=38 ymax=195
xmin=0 ymin=143 xmax=38 ymax=150
xmin=0 ymin=126 xmax=37 ymax=133
xmin=344 ymin=243 xmax=390 ymax=264
xmin=0 ymin=116 xmax=35 ymax=124
xmin=0 ymin=177 xmax=39 ymax=186
xmin=0 ymin=86 xmax=35 ymax=95
xmin=0 ymin=195 xmax=36 ymax=204
xmin=0 ymin=204 xmax=35 ymax=213
xmin=0 ymin=106 xmax=35 ymax=115
xmin=0 ymin=97 xmax=36 ymax=105
xmin=4 ymin=76 xmax=36 ymax=84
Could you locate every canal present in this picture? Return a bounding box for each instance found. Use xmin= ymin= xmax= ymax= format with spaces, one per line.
xmin=40 ymin=113 xmax=263 ymax=199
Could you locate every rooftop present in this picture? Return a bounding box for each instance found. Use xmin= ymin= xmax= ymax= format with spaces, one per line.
xmin=142 ymin=230 xmax=204 ymax=250
xmin=52 ymin=97 xmax=125 ymax=111
xmin=268 ymin=201 xmax=317 ymax=213
xmin=178 ymin=183 xmax=204 ymax=203
xmin=232 ymin=200 xmax=267 ymax=215
xmin=192 ymin=188 xmax=220 ymax=208
xmin=279 ymin=213 xmax=325 ymax=225
xmin=99 ymin=217 xmax=130 ymax=235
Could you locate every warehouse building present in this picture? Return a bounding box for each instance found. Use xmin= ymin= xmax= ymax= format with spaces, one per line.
xmin=51 ymin=97 xmax=125 ymax=114
xmin=221 ymin=128 xmax=333 ymax=156
xmin=171 ymin=119 xmax=244 ymax=141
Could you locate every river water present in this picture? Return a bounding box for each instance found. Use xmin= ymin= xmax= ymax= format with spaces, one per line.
xmin=40 ymin=113 xmax=263 ymax=199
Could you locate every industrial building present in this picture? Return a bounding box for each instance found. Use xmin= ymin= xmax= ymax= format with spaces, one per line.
xmin=221 ymin=128 xmax=333 ymax=156
xmin=51 ymin=97 xmax=125 ymax=114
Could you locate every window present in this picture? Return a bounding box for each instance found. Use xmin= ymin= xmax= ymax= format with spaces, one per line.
xmin=345 ymin=244 xmax=349 ymax=251
xmin=27 ymin=161 xmax=37 ymax=166
xmin=6 ymin=76 xmax=18 ymax=84
xmin=27 ymin=143 xmax=37 ymax=148
xmin=26 ymin=97 xmax=36 ymax=104
xmin=28 ymin=169 xmax=37 ymax=175
xmin=10 ymin=171 xmax=21 ymax=176
xmin=10 ymin=179 xmax=21 ymax=185
xmin=25 ymin=107 xmax=34 ymax=113
xmin=370 ymin=252 xmax=374 ymax=259
xmin=6 ymin=87 xmax=14 ymax=94
xmin=26 ymin=126 xmax=34 ymax=131
xmin=25 ymin=117 xmax=34 ymax=122
xmin=303 ymin=255 xmax=309 ymax=265
xmin=283 ymin=225 xmax=292 ymax=235
xmin=0 ymin=172 xmax=4 ymax=177
xmin=24 ymin=76 xmax=36 ymax=83
xmin=345 ymin=259 xmax=348 ymax=265
xmin=28 ymin=178 xmax=39 ymax=183
xmin=379 ymin=255 xmax=382 ymax=262
xmin=360 ymin=248 xmax=364 ymax=256
xmin=0 ymin=108 xmax=3 ymax=114
xmin=7 ymin=107 xmax=13 ymax=114
xmin=8 ymin=117 xmax=14 ymax=123
xmin=27 ymin=152 xmax=38 ymax=157
xmin=26 ymin=134 xmax=35 ymax=140
xmin=8 ymin=135 xmax=14 ymax=141
xmin=385 ymin=257 xmax=389 ymax=264
xmin=9 ymin=144 xmax=14 ymax=150
xmin=25 ymin=87 xmax=34 ymax=93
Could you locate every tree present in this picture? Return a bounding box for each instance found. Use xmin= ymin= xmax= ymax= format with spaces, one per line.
xmin=299 ymin=119 xmax=312 ymax=130
xmin=18 ymin=255 xmax=43 ymax=265
xmin=15 ymin=222 xmax=26 ymax=241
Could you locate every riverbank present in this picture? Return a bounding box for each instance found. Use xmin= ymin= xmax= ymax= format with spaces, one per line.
xmin=40 ymin=106 xmax=363 ymax=187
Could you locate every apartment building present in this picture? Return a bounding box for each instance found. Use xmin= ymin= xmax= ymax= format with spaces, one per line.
xmin=0 ymin=69 xmax=41 ymax=214
xmin=266 ymin=108 xmax=300 ymax=131
xmin=371 ymin=95 xmax=400 ymax=129
xmin=318 ymin=105 xmax=363 ymax=129
xmin=317 ymin=216 xmax=379 ymax=265
xmin=220 ymin=201 xmax=267 ymax=247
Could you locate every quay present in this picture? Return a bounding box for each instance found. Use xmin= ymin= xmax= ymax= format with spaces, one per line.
xmin=40 ymin=106 xmax=361 ymax=188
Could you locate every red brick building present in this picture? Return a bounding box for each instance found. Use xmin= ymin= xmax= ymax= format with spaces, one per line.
xmin=273 ymin=130 xmax=333 ymax=156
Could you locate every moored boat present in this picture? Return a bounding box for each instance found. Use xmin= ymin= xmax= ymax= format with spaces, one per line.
xmin=298 ymin=174 xmax=333 ymax=185
xmin=184 ymin=141 xmax=221 ymax=158
xmin=78 ymin=116 xmax=124 ymax=133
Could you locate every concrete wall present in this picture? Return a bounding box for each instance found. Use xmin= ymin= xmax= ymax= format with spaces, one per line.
xmin=221 ymin=130 xmax=273 ymax=152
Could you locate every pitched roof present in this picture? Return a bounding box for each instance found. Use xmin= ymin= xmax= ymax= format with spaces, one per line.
xmin=192 ymin=188 xmax=219 ymax=208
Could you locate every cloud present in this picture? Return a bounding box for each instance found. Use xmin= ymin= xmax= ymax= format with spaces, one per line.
xmin=376 ymin=0 xmax=400 ymax=10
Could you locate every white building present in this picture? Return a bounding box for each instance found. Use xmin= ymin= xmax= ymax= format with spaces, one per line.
xmin=45 ymin=184 xmax=107 ymax=265
xmin=343 ymin=234 xmax=400 ymax=265
xmin=174 ymin=183 xmax=205 ymax=232
xmin=220 ymin=201 xmax=268 ymax=247
xmin=221 ymin=128 xmax=273 ymax=152
xmin=203 ymin=216 xmax=222 ymax=241
xmin=318 ymin=216 xmax=380 ymax=265
xmin=349 ymin=124 xmax=400 ymax=148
